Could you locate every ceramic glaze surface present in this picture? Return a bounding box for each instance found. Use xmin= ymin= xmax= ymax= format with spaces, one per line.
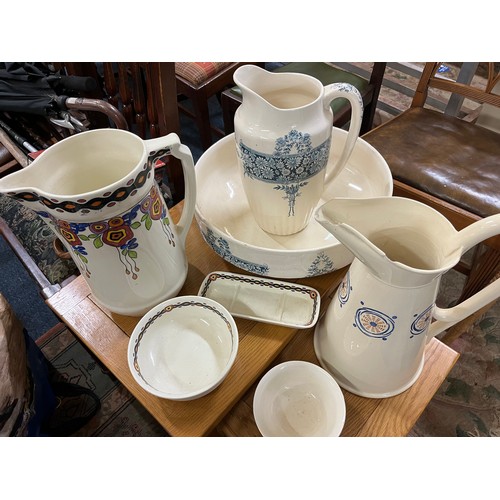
xmin=198 ymin=271 xmax=320 ymax=328
xmin=128 ymin=296 xmax=238 ymax=400
xmin=194 ymin=129 xmax=393 ymax=279
xmin=314 ymin=197 xmax=500 ymax=398
xmin=238 ymin=132 xmax=330 ymax=220
xmin=0 ymin=130 xmax=197 ymax=316
xmin=233 ymin=65 xmax=363 ymax=235
xmin=253 ymin=361 xmax=346 ymax=437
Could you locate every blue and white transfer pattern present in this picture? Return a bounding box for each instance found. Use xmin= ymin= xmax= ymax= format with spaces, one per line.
xmin=201 ymin=228 xmax=270 ymax=275
xmin=238 ymin=129 xmax=330 ymax=216
xmin=200 ymin=227 xmax=340 ymax=278
xmin=307 ymin=251 xmax=335 ymax=276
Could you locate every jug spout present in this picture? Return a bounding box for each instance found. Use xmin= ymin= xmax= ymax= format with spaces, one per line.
xmin=233 ymin=64 xmax=324 ymax=113
xmin=0 ymin=164 xmax=41 ymax=197
xmin=315 ymin=197 xmax=461 ymax=286
xmin=233 ymin=64 xmax=266 ymax=93
xmin=233 ymin=65 xmax=271 ymax=109
xmin=0 ymin=163 xmax=51 ymax=216
xmin=315 ymin=202 xmax=394 ymax=282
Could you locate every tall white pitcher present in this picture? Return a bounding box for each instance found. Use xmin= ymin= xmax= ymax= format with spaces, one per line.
xmin=234 ymin=64 xmax=363 ymax=236
xmin=314 ymin=197 xmax=500 ymax=398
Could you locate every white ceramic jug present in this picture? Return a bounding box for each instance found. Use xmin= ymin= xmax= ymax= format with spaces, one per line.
xmin=233 ymin=64 xmax=363 ymax=236
xmin=314 ymin=197 xmax=500 ymax=398
xmin=0 ymin=129 xmax=196 ymax=316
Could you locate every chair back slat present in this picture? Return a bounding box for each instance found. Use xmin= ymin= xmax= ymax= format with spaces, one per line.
xmin=102 ymin=63 xmax=119 ymax=109
xmin=141 ymin=63 xmax=160 ymax=138
xmin=54 ymin=62 xmax=184 ymax=203
xmin=412 ymin=62 xmax=500 ymax=111
xmin=129 ymin=63 xmax=147 ymax=139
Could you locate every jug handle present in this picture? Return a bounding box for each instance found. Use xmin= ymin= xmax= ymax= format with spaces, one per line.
xmin=428 ymin=213 xmax=500 ymax=338
xmin=145 ymin=133 xmax=196 ymax=245
xmin=322 ymin=83 xmax=363 ymax=184
xmin=429 ymin=277 xmax=500 ymax=338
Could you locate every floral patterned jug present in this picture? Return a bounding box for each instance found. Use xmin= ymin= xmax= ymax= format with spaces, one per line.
xmin=0 ymin=130 xmax=196 ymax=316
xmin=314 ymin=197 xmax=500 ymax=398
xmin=233 ymin=64 xmax=363 ymax=236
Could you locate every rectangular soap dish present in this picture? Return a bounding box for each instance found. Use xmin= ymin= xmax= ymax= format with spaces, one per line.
xmin=198 ymin=271 xmax=320 ymax=329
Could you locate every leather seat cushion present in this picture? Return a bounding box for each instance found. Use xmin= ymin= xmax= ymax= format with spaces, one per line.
xmin=363 ymin=107 xmax=500 ymax=218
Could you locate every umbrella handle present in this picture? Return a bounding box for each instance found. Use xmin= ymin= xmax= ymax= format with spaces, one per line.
xmin=64 ymin=97 xmax=129 ymax=131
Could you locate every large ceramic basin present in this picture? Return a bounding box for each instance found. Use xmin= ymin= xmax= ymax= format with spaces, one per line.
xmin=194 ymin=128 xmax=393 ymax=279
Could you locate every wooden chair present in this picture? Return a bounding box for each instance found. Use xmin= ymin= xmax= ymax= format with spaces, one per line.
xmin=221 ymin=62 xmax=387 ymax=135
xmin=362 ymin=62 xmax=500 ymax=344
xmin=175 ymin=62 xmax=254 ymax=151
xmin=56 ymin=62 xmax=185 ymax=204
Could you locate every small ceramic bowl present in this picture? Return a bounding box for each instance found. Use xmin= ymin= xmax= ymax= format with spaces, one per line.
xmin=127 ymin=295 xmax=238 ymax=401
xmin=253 ymin=360 xmax=345 ymax=437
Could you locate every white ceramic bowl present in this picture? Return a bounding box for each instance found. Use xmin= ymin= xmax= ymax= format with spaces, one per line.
xmin=253 ymin=360 xmax=346 ymax=437
xmin=195 ymin=128 xmax=393 ymax=279
xmin=127 ymin=295 xmax=238 ymax=401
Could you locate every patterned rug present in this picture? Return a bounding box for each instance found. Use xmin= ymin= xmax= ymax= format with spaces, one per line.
xmin=410 ymin=271 xmax=500 ymax=437
xmin=410 ymin=310 xmax=500 ymax=437
xmin=35 ymin=268 xmax=499 ymax=437
xmin=36 ymin=323 xmax=168 ymax=437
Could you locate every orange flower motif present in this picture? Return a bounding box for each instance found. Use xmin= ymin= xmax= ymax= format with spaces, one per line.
xmin=150 ymin=197 xmax=163 ymax=220
xmin=89 ymin=222 xmax=109 ymax=234
xmin=140 ymin=197 xmax=152 ymax=213
xmin=57 ymin=220 xmax=71 ymax=230
xmin=59 ymin=227 xmax=82 ymax=246
xmin=108 ymin=217 xmax=125 ymax=228
xmin=102 ymin=226 xmax=134 ymax=247
xmin=140 ymin=186 xmax=164 ymax=220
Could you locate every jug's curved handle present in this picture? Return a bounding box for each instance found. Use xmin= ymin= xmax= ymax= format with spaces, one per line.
xmin=145 ymin=133 xmax=196 ymax=245
xmin=428 ymin=213 xmax=500 ymax=338
xmin=429 ymin=277 xmax=500 ymax=338
xmin=323 ymin=83 xmax=363 ymax=184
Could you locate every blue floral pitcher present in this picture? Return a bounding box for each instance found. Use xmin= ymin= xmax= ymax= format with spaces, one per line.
xmin=233 ymin=64 xmax=363 ymax=236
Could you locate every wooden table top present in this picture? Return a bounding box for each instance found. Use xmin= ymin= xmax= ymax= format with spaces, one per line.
xmin=46 ymin=201 xmax=459 ymax=437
